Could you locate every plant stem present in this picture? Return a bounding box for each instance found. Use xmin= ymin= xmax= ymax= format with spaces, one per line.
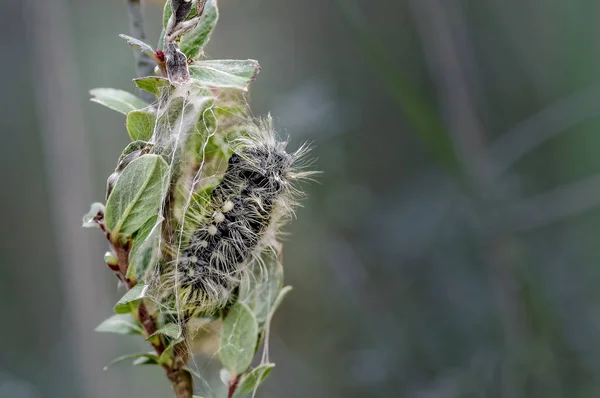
xmin=96 ymin=211 xmax=193 ymax=398
xmin=127 ymin=0 xmax=156 ymax=101
xmin=227 ymin=374 xmax=241 ymax=398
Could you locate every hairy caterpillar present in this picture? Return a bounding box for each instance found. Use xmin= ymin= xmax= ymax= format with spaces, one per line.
xmin=165 ymin=121 xmax=312 ymax=315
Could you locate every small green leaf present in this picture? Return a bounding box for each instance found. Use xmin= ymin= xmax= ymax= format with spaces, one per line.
xmin=118 ymin=141 xmax=150 ymax=164
xmin=180 ymin=0 xmax=219 ymax=59
xmin=103 ymin=352 xmax=159 ymax=371
xmin=132 ymin=354 xmax=159 ymax=366
xmin=158 ymin=0 xmax=172 ymax=50
xmin=240 ymin=249 xmax=283 ymax=326
xmin=119 ymin=34 xmax=154 ymax=56
xmin=126 ymin=109 xmax=156 ymax=141
xmin=219 ymin=302 xmax=259 ymax=374
xmin=133 ymin=76 xmax=173 ymax=96
xmin=104 ymin=155 xmax=169 ymax=237
xmin=90 ymin=88 xmax=148 ymax=114
xmin=114 ymin=283 xmax=148 ymax=314
xmin=148 ymin=323 xmax=181 ymax=339
xmin=233 ymin=363 xmax=275 ymax=398
xmin=127 ymin=215 xmax=159 ymax=281
xmin=268 ymin=286 xmax=293 ymax=321
xmin=82 ymin=202 xmax=105 ymax=228
xmin=158 ymin=336 xmax=185 ymax=364
xmin=189 ymin=60 xmax=260 ymax=91
xmin=95 ymin=313 xmax=144 ymax=335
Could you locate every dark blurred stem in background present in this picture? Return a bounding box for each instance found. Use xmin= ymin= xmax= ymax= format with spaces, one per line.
xmin=407 ymin=1 xmax=530 ymax=395
xmin=24 ymin=0 xmax=113 ymax=397
xmin=127 ymin=0 xmax=155 ymax=100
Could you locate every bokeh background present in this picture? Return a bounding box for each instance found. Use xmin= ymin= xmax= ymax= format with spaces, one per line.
xmin=4 ymin=0 xmax=600 ymax=397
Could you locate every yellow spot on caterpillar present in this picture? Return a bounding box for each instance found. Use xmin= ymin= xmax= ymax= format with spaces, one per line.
xmin=214 ymin=211 xmax=225 ymax=223
xmin=207 ymin=225 xmax=217 ymax=235
xmin=222 ymin=200 xmax=234 ymax=213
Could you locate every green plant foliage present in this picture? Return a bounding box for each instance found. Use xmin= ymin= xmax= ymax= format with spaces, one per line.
xmin=114 ymin=283 xmax=149 ymax=314
xmin=82 ymin=202 xmax=105 ymax=228
xmin=104 ymin=155 xmax=169 ymax=237
xmin=219 ymin=302 xmax=259 ymax=374
xmin=86 ymin=1 xmax=301 ymax=396
xmin=180 ymin=0 xmax=219 ymax=59
xmin=90 ymin=88 xmax=148 ymax=114
xmin=132 ymin=354 xmax=160 ymax=366
xmin=118 ymin=141 xmax=149 ymax=164
xmin=239 ymin=249 xmax=283 ymax=326
xmin=127 ymin=215 xmax=159 ymax=281
xmin=189 ymin=60 xmax=260 ymax=91
xmin=134 ymin=76 xmax=173 ymax=97
xmin=148 ymin=323 xmax=181 ymax=339
xmin=119 ymin=34 xmax=154 ymax=57
xmin=126 ymin=109 xmax=156 ymax=141
xmin=95 ymin=314 xmax=144 ymax=336
xmin=103 ymin=352 xmax=160 ymax=371
xmin=232 ymin=363 xmax=275 ymax=398
xmin=268 ymin=286 xmax=293 ymax=322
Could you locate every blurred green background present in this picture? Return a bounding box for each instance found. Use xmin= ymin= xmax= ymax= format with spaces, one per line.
xmin=4 ymin=0 xmax=600 ymax=397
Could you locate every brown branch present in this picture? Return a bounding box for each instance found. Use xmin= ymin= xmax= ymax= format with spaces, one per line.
xmin=227 ymin=374 xmax=242 ymax=398
xmin=94 ymin=208 xmax=193 ymax=398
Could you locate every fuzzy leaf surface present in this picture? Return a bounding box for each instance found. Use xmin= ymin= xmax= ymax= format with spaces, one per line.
xmin=233 ymin=363 xmax=275 ymax=398
xmin=219 ymin=302 xmax=258 ymax=374
xmin=133 ymin=76 xmax=172 ymax=97
xmin=95 ymin=314 xmax=144 ymax=335
xmin=90 ymin=88 xmax=147 ymax=114
xmin=148 ymin=323 xmax=181 ymax=339
xmin=239 ymin=249 xmax=283 ymax=326
xmin=126 ymin=109 xmax=156 ymax=141
xmin=180 ymin=0 xmax=219 ymax=59
xmin=127 ymin=215 xmax=159 ymax=281
xmin=114 ymin=283 xmax=149 ymax=314
xmin=119 ymin=34 xmax=154 ymax=56
xmin=189 ymin=60 xmax=260 ymax=91
xmin=104 ymin=154 xmax=169 ymax=236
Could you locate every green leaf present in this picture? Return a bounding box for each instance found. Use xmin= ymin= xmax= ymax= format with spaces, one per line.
xmin=233 ymin=363 xmax=275 ymax=398
xmin=162 ymin=0 xmax=172 ymax=28
xmin=103 ymin=352 xmax=159 ymax=371
xmin=133 ymin=76 xmax=173 ymax=97
xmin=127 ymin=215 xmax=159 ymax=281
xmin=90 ymin=88 xmax=148 ymax=114
xmin=148 ymin=323 xmax=181 ymax=339
xmin=114 ymin=283 xmax=149 ymax=314
xmin=126 ymin=109 xmax=156 ymax=141
xmin=180 ymin=0 xmax=219 ymax=59
xmin=132 ymin=354 xmax=159 ymax=366
xmin=239 ymin=249 xmax=283 ymax=326
xmin=118 ymin=141 xmax=149 ymax=165
xmin=189 ymin=60 xmax=260 ymax=91
xmin=95 ymin=314 xmax=144 ymax=335
xmin=158 ymin=336 xmax=185 ymax=364
xmin=119 ymin=34 xmax=154 ymax=56
xmin=104 ymin=154 xmax=169 ymax=237
xmin=82 ymin=202 xmax=105 ymax=228
xmin=158 ymin=0 xmax=172 ymax=50
xmin=219 ymin=302 xmax=259 ymax=374
xmin=268 ymin=286 xmax=293 ymax=322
